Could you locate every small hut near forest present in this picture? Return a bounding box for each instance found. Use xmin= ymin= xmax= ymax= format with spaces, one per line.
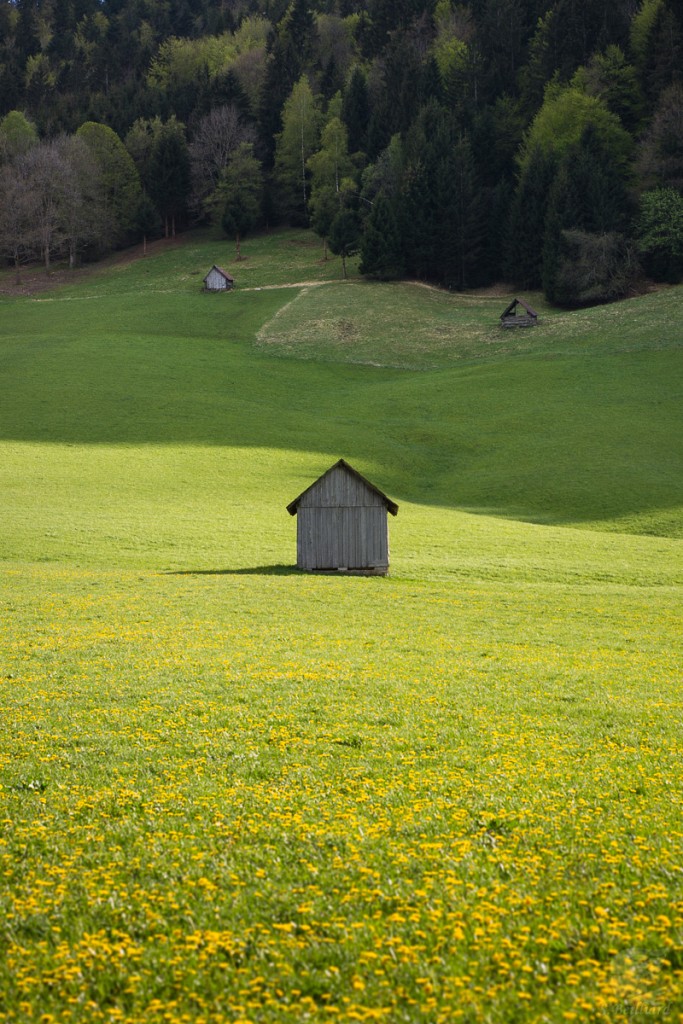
xmin=287 ymin=459 xmax=399 ymax=575
xmin=203 ymin=265 xmax=234 ymax=291
xmin=500 ymin=298 xmax=538 ymax=328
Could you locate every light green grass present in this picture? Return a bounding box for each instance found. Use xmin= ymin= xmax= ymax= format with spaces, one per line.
xmin=1 ymin=229 xmax=682 ymax=1023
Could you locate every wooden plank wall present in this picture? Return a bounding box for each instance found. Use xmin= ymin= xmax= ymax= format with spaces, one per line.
xmin=297 ymin=507 xmax=388 ymax=570
xmin=297 ymin=466 xmax=386 ymax=509
xmin=205 ymin=268 xmax=228 ymax=290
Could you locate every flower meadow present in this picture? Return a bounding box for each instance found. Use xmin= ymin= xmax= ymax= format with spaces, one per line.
xmin=1 ymin=230 xmax=682 ymax=1022
xmin=1 ymin=557 xmax=682 ymax=1024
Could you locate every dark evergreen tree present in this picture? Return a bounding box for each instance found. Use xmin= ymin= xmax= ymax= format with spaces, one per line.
xmin=257 ymin=3 xmax=317 ymax=168
xmin=440 ymin=132 xmax=486 ymax=289
xmin=376 ymin=31 xmax=429 ymax=142
xmin=319 ymin=56 xmax=342 ymax=102
xmin=638 ymin=0 xmax=683 ymax=107
xmin=401 ymin=102 xmax=447 ymax=281
xmin=400 ymin=102 xmax=485 ymax=289
xmin=365 ymin=0 xmax=429 ymax=57
xmin=149 ymin=125 xmax=191 ymax=236
xmin=541 ymin=160 xmax=583 ymax=300
xmin=328 ymin=207 xmax=362 ymax=277
xmin=342 ymin=66 xmax=369 ymax=156
xmin=0 ymin=2 xmax=22 ymax=114
xmin=471 ymin=97 xmax=525 ymax=190
xmin=568 ymin=123 xmax=633 ymax=234
xmin=475 ymin=0 xmax=535 ymax=102
xmin=520 ymin=0 xmax=632 ymax=115
xmin=204 ymin=68 xmax=253 ymax=120
xmin=258 ymin=37 xmax=289 ymax=166
xmin=359 ymin=195 xmax=404 ymax=279
xmin=136 ymin=190 xmax=162 ymax=252
xmin=480 ymin=178 xmax=514 ymax=285
xmin=505 ymin=144 xmax=557 ymax=288
xmin=15 ymin=0 xmax=40 ymax=64
xmin=542 ymin=124 xmax=635 ymax=302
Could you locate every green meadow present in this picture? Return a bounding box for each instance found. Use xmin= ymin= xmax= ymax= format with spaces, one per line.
xmin=1 ymin=230 xmax=682 ymax=1024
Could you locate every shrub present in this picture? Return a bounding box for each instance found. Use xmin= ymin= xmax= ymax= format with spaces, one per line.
xmin=636 ymin=187 xmax=683 ymax=283
xmin=549 ymin=230 xmax=639 ymax=306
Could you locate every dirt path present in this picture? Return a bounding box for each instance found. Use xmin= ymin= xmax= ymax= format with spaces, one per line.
xmin=239 ymin=280 xmax=334 ymax=291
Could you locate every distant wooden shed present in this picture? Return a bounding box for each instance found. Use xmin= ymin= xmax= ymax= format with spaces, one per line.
xmin=500 ymin=297 xmax=538 ymax=328
xmin=287 ymin=459 xmax=398 ymax=575
xmin=203 ymin=265 xmax=234 ymax=291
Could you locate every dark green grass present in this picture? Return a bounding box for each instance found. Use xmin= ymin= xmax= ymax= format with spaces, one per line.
xmin=1 ymin=230 xmax=681 ymax=537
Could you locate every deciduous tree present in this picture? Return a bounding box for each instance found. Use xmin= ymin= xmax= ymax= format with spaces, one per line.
xmin=636 ymin=187 xmax=683 ymax=282
xmin=0 ymin=110 xmax=38 ymax=163
xmin=637 ymin=82 xmax=683 ymax=191
xmin=274 ymin=75 xmax=322 ymax=224
xmin=216 ymin=142 xmax=263 ymax=259
xmin=54 ymin=134 xmax=104 ymax=268
xmin=189 ymin=104 xmax=256 ymax=218
xmin=76 ymin=121 xmax=143 ymax=249
xmin=0 ymin=163 xmax=34 ymax=281
xmin=328 ymin=207 xmax=361 ymax=278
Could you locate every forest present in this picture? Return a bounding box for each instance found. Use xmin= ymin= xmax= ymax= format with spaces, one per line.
xmin=0 ymin=0 xmax=682 ymax=303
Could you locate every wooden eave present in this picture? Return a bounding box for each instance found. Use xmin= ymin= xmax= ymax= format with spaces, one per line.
xmin=287 ymin=458 xmax=399 ymax=516
xmin=500 ymin=297 xmax=538 ymax=320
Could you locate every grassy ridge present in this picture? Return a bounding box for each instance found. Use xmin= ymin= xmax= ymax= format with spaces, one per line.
xmin=1 ymin=229 xmax=682 ymax=1023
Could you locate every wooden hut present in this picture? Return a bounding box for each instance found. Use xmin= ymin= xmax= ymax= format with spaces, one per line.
xmin=203 ymin=265 xmax=234 ymax=291
xmin=286 ymin=459 xmax=399 ymax=575
xmin=500 ymin=298 xmax=538 ymax=328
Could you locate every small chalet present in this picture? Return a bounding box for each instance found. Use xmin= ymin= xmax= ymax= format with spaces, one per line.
xmin=203 ymin=265 xmax=234 ymax=291
xmin=500 ymin=298 xmax=538 ymax=328
xmin=287 ymin=459 xmax=399 ymax=575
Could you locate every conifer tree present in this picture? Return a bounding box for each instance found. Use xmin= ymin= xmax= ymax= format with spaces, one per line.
xmin=149 ymin=122 xmax=191 ymax=237
xmin=359 ymin=195 xmax=404 ymax=279
xmin=542 ymin=125 xmax=635 ymax=303
xmin=258 ymin=0 xmax=316 ymax=165
xmin=341 ymin=67 xmax=369 ymax=156
xmin=505 ymin=144 xmax=557 ymax=288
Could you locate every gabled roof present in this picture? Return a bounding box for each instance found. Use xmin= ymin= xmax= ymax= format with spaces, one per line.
xmin=500 ymin=297 xmax=538 ymax=319
xmin=203 ymin=264 xmax=234 ymax=283
xmin=287 ymin=458 xmax=399 ymax=516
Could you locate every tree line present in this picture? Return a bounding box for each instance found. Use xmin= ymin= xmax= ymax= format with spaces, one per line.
xmin=1 ymin=0 xmax=682 ymax=303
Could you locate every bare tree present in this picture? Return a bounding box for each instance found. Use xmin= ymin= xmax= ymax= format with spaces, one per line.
xmin=6 ymin=137 xmax=105 ymax=273
xmin=0 ymin=164 xmax=35 ymax=282
xmin=189 ymin=104 xmax=254 ymax=217
xmin=638 ymin=83 xmax=683 ymax=192
xmin=19 ymin=141 xmax=73 ymax=271
xmin=54 ymin=135 xmax=104 ymax=268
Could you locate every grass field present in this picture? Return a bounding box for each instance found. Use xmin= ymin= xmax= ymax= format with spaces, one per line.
xmin=1 ymin=229 xmax=682 ymax=1024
